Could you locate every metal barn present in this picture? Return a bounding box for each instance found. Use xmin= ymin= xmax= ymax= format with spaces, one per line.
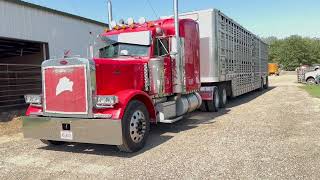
xmin=0 ymin=0 xmax=107 ymax=109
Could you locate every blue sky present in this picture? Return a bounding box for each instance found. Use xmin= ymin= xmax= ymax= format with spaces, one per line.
xmin=24 ymin=0 xmax=320 ymax=38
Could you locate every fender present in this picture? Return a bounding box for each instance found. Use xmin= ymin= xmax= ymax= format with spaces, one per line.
xmin=26 ymin=105 xmax=42 ymax=116
xmin=95 ymin=89 xmax=157 ymax=123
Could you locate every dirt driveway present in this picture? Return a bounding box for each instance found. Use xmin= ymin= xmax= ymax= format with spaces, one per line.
xmin=0 ymin=74 xmax=319 ymax=180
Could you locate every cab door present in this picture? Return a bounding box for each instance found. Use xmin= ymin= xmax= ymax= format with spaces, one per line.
xmin=153 ymin=37 xmax=172 ymax=94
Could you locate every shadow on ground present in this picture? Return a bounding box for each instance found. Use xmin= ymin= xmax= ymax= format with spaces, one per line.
xmin=38 ymin=87 xmax=275 ymax=157
xmin=0 ymin=107 xmax=26 ymax=122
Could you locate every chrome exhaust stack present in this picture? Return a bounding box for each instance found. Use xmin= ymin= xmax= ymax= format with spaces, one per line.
xmin=107 ymin=0 xmax=113 ymax=29
xmin=173 ymin=0 xmax=183 ymax=94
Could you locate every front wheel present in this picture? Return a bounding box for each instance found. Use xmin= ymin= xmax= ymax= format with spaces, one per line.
xmin=307 ymin=78 xmax=316 ymax=85
xmin=117 ymin=100 xmax=150 ymax=152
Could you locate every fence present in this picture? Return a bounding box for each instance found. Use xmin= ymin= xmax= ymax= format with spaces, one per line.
xmin=0 ymin=63 xmax=41 ymax=109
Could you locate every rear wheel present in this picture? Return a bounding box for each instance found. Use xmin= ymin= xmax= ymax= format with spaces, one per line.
xmin=199 ymin=101 xmax=208 ymax=112
xmin=117 ymin=100 xmax=150 ymax=153
xmin=206 ymin=88 xmax=219 ymax=112
xmin=218 ymin=86 xmax=227 ymax=108
xmin=40 ymin=139 xmax=65 ymax=146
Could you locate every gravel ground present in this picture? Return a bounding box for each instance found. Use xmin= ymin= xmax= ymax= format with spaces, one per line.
xmin=0 ymin=74 xmax=320 ymax=180
xmin=0 ymin=116 xmax=22 ymax=136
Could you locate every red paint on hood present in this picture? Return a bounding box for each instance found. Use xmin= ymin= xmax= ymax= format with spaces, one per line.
xmin=94 ymin=58 xmax=148 ymax=95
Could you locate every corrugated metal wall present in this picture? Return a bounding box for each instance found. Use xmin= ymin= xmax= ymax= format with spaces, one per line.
xmin=0 ymin=0 xmax=106 ymax=58
xmin=0 ymin=0 xmax=106 ymax=109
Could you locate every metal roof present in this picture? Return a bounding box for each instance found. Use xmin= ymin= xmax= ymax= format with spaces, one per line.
xmin=4 ymin=0 xmax=108 ymax=27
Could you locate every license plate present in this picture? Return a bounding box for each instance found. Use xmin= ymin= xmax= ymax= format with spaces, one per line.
xmin=60 ymin=131 xmax=73 ymax=140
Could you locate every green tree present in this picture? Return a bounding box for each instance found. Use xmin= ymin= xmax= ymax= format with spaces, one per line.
xmin=266 ymin=35 xmax=320 ymax=70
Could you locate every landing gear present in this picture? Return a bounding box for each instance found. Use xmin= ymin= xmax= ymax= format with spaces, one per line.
xmin=117 ymin=100 xmax=150 ymax=152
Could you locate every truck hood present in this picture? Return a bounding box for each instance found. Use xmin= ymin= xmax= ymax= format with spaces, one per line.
xmin=93 ymin=58 xmax=148 ymax=95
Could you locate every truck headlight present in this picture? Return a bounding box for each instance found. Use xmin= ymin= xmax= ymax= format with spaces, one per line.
xmin=24 ymin=95 xmax=42 ymax=106
xmin=95 ymin=95 xmax=119 ymax=108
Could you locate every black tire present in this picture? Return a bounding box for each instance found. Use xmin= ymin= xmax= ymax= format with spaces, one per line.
xmin=207 ymin=88 xmax=219 ymax=112
xmin=117 ymin=100 xmax=150 ymax=153
xmin=259 ymin=78 xmax=264 ymax=91
xmin=307 ymin=78 xmax=316 ymax=85
xmin=199 ymin=101 xmax=208 ymax=112
xmin=218 ymin=86 xmax=227 ymax=108
xmin=264 ymin=77 xmax=269 ymax=89
xmin=40 ymin=139 xmax=65 ymax=146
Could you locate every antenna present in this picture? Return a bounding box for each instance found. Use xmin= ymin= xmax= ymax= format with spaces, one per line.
xmin=146 ymin=0 xmax=159 ymax=19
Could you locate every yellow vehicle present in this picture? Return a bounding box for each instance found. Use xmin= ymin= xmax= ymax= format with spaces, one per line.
xmin=268 ymin=63 xmax=280 ymax=76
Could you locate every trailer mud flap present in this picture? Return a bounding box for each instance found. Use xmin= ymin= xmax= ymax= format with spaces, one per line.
xmin=200 ymin=86 xmax=215 ymax=100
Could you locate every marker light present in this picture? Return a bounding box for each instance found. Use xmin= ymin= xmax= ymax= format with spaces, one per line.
xmin=139 ymin=17 xmax=146 ymax=24
xmin=147 ymin=22 xmax=154 ymax=28
xmin=121 ymin=25 xmax=127 ymax=29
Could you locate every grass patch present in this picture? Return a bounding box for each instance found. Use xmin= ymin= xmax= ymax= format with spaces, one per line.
xmin=301 ymin=85 xmax=320 ymax=98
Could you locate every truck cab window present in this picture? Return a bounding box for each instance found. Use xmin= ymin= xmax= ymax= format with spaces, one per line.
xmin=99 ymin=44 xmax=118 ymax=58
xmin=154 ymin=38 xmax=169 ymax=57
xmin=98 ymin=43 xmax=149 ymax=58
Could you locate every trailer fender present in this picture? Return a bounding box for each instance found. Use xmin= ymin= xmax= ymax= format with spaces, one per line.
xmin=199 ymin=86 xmax=218 ymax=100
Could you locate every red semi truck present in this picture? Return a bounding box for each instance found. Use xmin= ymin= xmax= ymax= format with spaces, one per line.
xmin=23 ymin=0 xmax=268 ymax=152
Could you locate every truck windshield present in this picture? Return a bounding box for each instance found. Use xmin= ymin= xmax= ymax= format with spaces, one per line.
xmin=99 ymin=43 xmax=149 ymax=58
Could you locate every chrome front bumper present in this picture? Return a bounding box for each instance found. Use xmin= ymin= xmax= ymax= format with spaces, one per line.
xmin=23 ymin=116 xmax=123 ymax=145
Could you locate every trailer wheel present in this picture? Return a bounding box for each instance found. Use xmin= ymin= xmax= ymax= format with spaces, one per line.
xmin=206 ymin=88 xmax=219 ymax=112
xmin=40 ymin=139 xmax=65 ymax=146
xmin=218 ymin=86 xmax=227 ymax=108
xmin=117 ymin=100 xmax=150 ymax=153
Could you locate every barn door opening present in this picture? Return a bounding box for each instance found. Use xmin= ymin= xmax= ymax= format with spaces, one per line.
xmin=0 ymin=37 xmax=49 ymax=110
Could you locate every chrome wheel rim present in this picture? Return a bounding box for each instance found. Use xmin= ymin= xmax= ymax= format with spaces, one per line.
xmin=129 ymin=110 xmax=147 ymax=143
